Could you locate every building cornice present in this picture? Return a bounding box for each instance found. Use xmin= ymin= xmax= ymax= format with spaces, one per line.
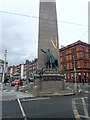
xmin=59 ymin=40 xmax=90 ymax=52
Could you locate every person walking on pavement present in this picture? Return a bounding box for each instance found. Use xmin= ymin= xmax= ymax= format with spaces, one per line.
xmin=73 ymin=79 xmax=75 ymax=83
xmin=82 ymin=78 xmax=84 ymax=84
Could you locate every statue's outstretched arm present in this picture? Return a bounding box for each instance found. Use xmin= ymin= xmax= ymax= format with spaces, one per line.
xmin=41 ymin=49 xmax=47 ymax=53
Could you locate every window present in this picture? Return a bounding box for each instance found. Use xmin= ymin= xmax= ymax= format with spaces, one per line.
xmin=70 ymin=55 xmax=72 ymax=60
xmin=75 ymin=47 xmax=76 ymax=52
xmin=63 ymin=64 xmax=66 ymax=70
xmin=79 ymin=73 xmax=81 ymax=75
xmin=64 ymin=74 xmax=66 ymax=79
xmin=82 ymin=47 xmax=84 ymax=51
xmin=75 ymin=61 xmax=77 ymax=68
xmin=72 ymin=55 xmax=73 ymax=60
xmin=68 ymin=74 xmax=70 ymax=79
xmin=83 ymin=73 xmax=86 ymax=76
xmin=72 ymin=62 xmax=74 ymax=69
xmin=84 ymin=62 xmax=87 ymax=67
xmin=84 ymin=53 xmax=85 ymax=58
xmin=74 ymin=53 xmax=77 ymax=59
xmin=82 ymin=47 xmax=85 ymax=58
xmin=71 ymin=73 xmax=73 ymax=79
xmin=63 ymin=51 xmax=66 ymax=56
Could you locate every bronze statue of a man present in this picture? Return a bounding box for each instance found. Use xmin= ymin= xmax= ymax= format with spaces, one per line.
xmin=41 ymin=49 xmax=58 ymax=68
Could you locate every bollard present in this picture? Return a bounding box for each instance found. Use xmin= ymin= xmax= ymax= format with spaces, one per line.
xmin=30 ymin=83 xmax=34 ymax=89
xmin=73 ymin=84 xmax=78 ymax=95
xmin=77 ymin=84 xmax=81 ymax=93
xmin=33 ymin=86 xmax=39 ymax=97
xmin=14 ymin=84 xmax=19 ymax=91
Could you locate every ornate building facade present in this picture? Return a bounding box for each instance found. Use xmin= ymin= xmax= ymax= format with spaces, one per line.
xmin=8 ymin=58 xmax=38 ymax=80
xmin=60 ymin=40 xmax=90 ymax=83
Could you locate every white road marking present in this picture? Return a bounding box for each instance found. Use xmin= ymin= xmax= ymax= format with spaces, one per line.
xmin=17 ymin=99 xmax=27 ymax=120
xmin=84 ymin=97 xmax=88 ymax=99
xmin=82 ymin=98 xmax=89 ymax=119
xmin=78 ymin=115 xmax=90 ymax=118
xmin=22 ymin=97 xmax=50 ymax=101
xmin=22 ymin=85 xmax=27 ymax=88
xmin=85 ymin=83 xmax=90 ymax=87
xmin=72 ymin=97 xmax=90 ymax=120
xmin=72 ymin=99 xmax=81 ymax=120
xmin=73 ymin=97 xmax=87 ymax=101
xmin=85 ymin=91 xmax=88 ymax=93
xmin=75 ymin=102 xmax=89 ymax=106
xmin=81 ymin=90 xmax=90 ymax=93
xmin=85 ymin=91 xmax=90 ymax=93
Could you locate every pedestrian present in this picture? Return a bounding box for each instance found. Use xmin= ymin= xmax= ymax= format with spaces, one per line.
xmin=26 ymin=80 xmax=27 ymax=84
xmin=82 ymin=78 xmax=84 ymax=84
xmin=73 ymin=79 xmax=75 ymax=83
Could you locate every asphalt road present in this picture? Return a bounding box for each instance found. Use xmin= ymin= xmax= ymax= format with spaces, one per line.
xmin=1 ymin=84 xmax=90 ymax=120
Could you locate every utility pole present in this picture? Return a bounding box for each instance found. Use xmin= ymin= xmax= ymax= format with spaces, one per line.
xmin=73 ymin=55 xmax=78 ymax=94
xmin=73 ymin=55 xmax=76 ymax=84
xmin=1 ymin=50 xmax=7 ymax=92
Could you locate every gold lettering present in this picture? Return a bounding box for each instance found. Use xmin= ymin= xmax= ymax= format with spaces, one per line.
xmin=51 ymin=38 xmax=57 ymax=49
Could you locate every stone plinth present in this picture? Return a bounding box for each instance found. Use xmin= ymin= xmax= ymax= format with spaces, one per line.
xmin=34 ymin=69 xmax=65 ymax=95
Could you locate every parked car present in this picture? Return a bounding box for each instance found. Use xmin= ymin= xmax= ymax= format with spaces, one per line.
xmin=11 ymin=79 xmax=23 ymax=86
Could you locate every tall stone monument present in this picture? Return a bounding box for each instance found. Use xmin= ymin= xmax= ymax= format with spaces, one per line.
xmin=38 ymin=0 xmax=60 ymax=69
xmin=34 ymin=0 xmax=64 ymax=96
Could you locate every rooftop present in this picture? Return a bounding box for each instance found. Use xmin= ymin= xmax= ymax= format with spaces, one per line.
xmin=59 ymin=40 xmax=90 ymax=51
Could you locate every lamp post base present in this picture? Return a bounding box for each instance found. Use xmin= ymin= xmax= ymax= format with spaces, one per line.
xmin=73 ymin=83 xmax=78 ymax=95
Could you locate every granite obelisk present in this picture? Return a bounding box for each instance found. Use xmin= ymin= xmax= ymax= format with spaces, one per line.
xmin=38 ymin=0 xmax=60 ymax=69
xmin=33 ymin=0 xmax=64 ymax=96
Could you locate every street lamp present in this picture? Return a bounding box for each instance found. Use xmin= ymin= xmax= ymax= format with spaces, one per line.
xmin=73 ymin=55 xmax=79 ymax=94
xmin=1 ymin=50 xmax=7 ymax=92
xmin=73 ymin=55 xmax=76 ymax=84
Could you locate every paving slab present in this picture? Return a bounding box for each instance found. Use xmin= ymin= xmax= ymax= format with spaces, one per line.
xmin=0 ymin=90 xmax=33 ymax=101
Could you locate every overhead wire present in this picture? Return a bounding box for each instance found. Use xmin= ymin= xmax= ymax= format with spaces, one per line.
xmin=0 ymin=10 xmax=88 ymax=27
xmin=79 ymin=30 xmax=88 ymax=39
xmin=0 ymin=10 xmax=89 ymax=42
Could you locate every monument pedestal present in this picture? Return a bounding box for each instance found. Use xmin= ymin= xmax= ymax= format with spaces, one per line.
xmin=34 ymin=69 xmax=65 ymax=96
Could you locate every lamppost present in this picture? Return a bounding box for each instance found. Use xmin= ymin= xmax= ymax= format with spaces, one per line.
xmin=1 ymin=50 xmax=7 ymax=92
xmin=73 ymin=55 xmax=76 ymax=84
xmin=73 ymin=55 xmax=78 ymax=94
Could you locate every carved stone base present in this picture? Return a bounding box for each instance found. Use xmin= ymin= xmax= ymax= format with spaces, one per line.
xmin=34 ymin=69 xmax=65 ymax=95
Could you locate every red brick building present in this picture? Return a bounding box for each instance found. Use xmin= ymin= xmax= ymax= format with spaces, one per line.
xmin=7 ymin=58 xmax=38 ymax=80
xmin=60 ymin=40 xmax=90 ymax=83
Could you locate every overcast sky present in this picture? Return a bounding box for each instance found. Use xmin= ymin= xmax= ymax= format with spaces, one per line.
xmin=0 ymin=0 xmax=89 ymax=66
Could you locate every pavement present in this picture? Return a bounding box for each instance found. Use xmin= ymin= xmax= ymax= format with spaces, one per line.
xmin=0 ymin=90 xmax=34 ymax=101
xmin=0 ymin=82 xmax=86 ymax=101
xmin=0 ymin=82 xmax=34 ymax=101
xmin=0 ymin=83 xmax=88 ymax=101
xmin=0 ymin=88 xmax=75 ymax=101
